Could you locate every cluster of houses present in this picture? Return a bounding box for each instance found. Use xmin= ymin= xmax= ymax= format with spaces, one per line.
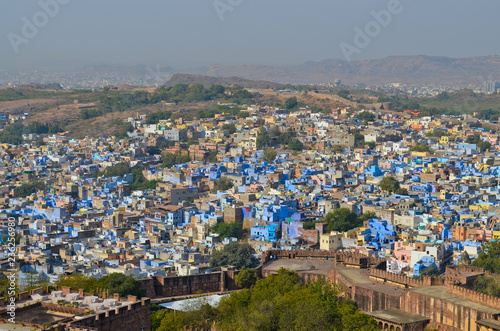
xmin=1 ymin=102 xmax=500 ymax=290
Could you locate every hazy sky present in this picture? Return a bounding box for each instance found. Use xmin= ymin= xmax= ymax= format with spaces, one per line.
xmin=1 ymin=0 xmax=499 ymax=70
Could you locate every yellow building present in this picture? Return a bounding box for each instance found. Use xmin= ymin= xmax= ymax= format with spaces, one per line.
xmin=439 ymin=136 xmax=450 ymax=144
xmin=320 ymin=231 xmax=342 ymax=251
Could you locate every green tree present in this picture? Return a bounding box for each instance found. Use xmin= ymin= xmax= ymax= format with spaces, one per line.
xmin=332 ymin=145 xmax=344 ymax=153
xmin=130 ymin=166 xmax=160 ymax=191
xmin=302 ymin=220 xmax=317 ymax=230
xmin=355 ymin=111 xmax=375 ymax=122
xmin=222 ymin=123 xmax=237 ymax=134
xmin=0 ymin=277 xmax=19 ymax=300
xmin=472 ymin=241 xmax=500 ymax=274
xmin=410 ymin=143 xmax=432 ymax=153
xmin=209 ymin=242 xmax=259 ymax=269
xmin=14 ymin=181 xmax=45 ymax=197
xmin=256 ymin=126 xmax=273 ymax=149
xmin=206 ymin=151 xmax=218 ymax=163
xmin=284 ymin=97 xmax=298 ymax=110
xmin=262 ymin=148 xmax=278 ymax=163
xmin=380 ymin=176 xmax=401 ymax=193
xmin=478 ymin=140 xmax=492 ymax=152
xmin=237 ymin=111 xmax=250 ymax=118
xmin=97 ymin=273 xmax=145 ymax=298
xmin=212 ymin=177 xmax=234 ymax=192
xmin=358 ymin=212 xmax=377 ymax=223
xmin=48 ymin=123 xmax=64 ymax=134
xmin=420 ymin=265 xmax=440 ymax=276
xmin=337 ymin=90 xmax=350 ymax=99
xmin=161 ymin=151 xmax=191 ymax=168
xmin=146 ymin=110 xmax=172 ymax=124
xmin=288 ymin=138 xmax=304 ymax=151
xmin=235 ymin=267 xmax=258 ymax=289
xmin=257 ymin=133 xmax=271 ymax=149
xmin=268 ymin=125 xmax=281 ymax=137
xmin=22 ymin=272 xmax=49 ymax=291
xmin=323 ymin=208 xmax=362 ymax=233
xmin=395 ymin=187 xmax=409 ymax=195
xmin=210 ymin=222 xmax=243 ymax=240
xmin=56 ymin=274 xmax=98 ymax=294
xmin=80 ymin=108 xmax=104 ymax=119
xmin=56 ymin=273 xmax=145 ymax=298
xmin=354 ymin=133 xmax=365 ymax=147
xmin=277 ymin=129 xmax=295 ymax=145
xmin=473 ymin=275 xmax=500 ymax=298
xmin=436 ymin=91 xmax=450 ymax=100
xmin=338 ymin=300 xmax=379 ymax=330
xmin=99 ymin=162 xmax=130 ymax=178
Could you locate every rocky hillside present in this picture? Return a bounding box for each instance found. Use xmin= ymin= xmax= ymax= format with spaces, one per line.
xmin=165 ymin=73 xmax=285 ymax=89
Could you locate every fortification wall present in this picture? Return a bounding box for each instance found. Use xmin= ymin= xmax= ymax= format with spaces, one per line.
xmin=446 ymin=284 xmax=500 ymax=309
xmin=402 ymin=289 xmax=497 ymax=331
xmin=151 ymin=272 xmax=224 ymax=297
xmin=262 ymin=249 xmax=378 ymax=268
xmin=369 ymin=268 xmax=443 ymax=288
xmin=264 ymin=250 xmax=500 ymax=331
xmin=445 ymin=265 xmax=496 ymax=286
xmin=71 ymin=298 xmax=151 ymax=331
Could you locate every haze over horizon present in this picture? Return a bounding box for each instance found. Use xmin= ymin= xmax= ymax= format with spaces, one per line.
xmin=2 ymin=0 xmax=499 ymax=71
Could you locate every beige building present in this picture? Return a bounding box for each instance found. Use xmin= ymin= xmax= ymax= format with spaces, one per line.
xmin=320 ymin=231 xmax=342 ymax=251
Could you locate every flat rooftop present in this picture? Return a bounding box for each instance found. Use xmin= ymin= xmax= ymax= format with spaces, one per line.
xmin=337 ymin=267 xmax=406 ymax=296
xmin=0 ymin=324 xmax=40 ymax=330
xmin=476 ymin=319 xmax=500 ymax=331
xmin=262 ymin=259 xmax=336 ymax=276
xmin=16 ymin=306 xmax=73 ymax=325
xmin=262 ymin=259 xmax=405 ymax=296
xmin=368 ymin=309 xmax=430 ymax=324
xmin=410 ymin=286 xmax=500 ymax=315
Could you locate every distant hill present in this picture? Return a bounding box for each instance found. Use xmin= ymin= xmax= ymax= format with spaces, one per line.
xmin=191 ymin=55 xmax=500 ymax=87
xmin=165 ymin=73 xmax=286 ymax=89
xmin=20 ymin=83 xmax=63 ymax=90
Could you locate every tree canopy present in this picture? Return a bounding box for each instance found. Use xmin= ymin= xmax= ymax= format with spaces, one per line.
xmin=472 ymin=241 xmax=500 ymax=274
xmin=145 ymin=110 xmax=172 ymax=124
xmin=410 ymin=143 xmax=432 ymax=153
xmin=466 ymin=134 xmax=492 ymax=152
xmin=234 ymin=267 xmax=258 ymax=289
xmin=288 ymin=138 xmax=304 ymax=151
xmin=209 ymin=242 xmax=259 ymax=269
xmin=284 ymin=97 xmax=298 ymax=110
xmin=471 ymin=241 xmax=500 ymax=298
xmin=210 ymin=222 xmax=243 ymax=240
xmin=380 ymin=176 xmax=400 ymax=192
xmin=257 ymin=127 xmax=297 ymax=149
xmin=212 ymin=176 xmax=234 ymax=192
xmin=56 ymin=273 xmax=145 ymax=298
xmin=222 ymin=123 xmax=237 ymax=134
xmin=14 ymin=181 xmax=46 ymax=197
xmin=161 ymin=151 xmax=191 ymax=168
xmin=323 ymin=208 xmax=363 ymax=233
xmin=262 ymin=148 xmax=278 ymax=163
xmin=355 ymin=111 xmax=375 ymax=122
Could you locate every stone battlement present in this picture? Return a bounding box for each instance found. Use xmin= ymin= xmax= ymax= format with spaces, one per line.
xmin=446 ymin=284 xmax=500 ymax=309
xmin=369 ymin=268 xmax=443 ymax=288
xmin=262 ymin=249 xmax=383 ymax=268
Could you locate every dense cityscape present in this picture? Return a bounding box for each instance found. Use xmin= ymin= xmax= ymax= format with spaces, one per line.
xmin=0 ymin=81 xmax=499 ymax=330
xmin=2 ymin=1 xmax=500 ymax=330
